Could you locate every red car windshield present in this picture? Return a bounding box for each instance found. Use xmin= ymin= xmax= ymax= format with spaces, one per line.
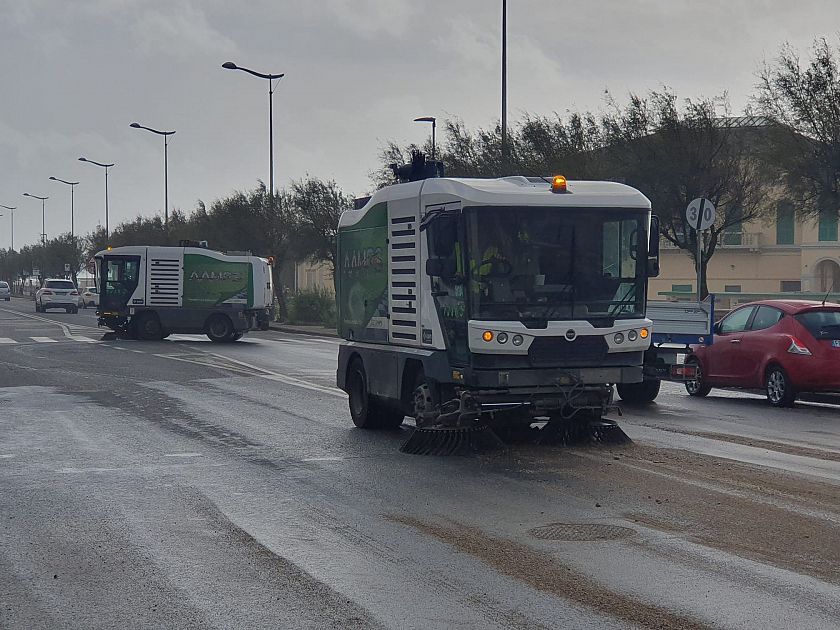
xmin=796 ymin=310 xmax=840 ymax=340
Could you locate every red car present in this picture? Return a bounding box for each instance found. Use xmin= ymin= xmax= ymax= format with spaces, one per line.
xmin=685 ymin=300 xmax=840 ymax=407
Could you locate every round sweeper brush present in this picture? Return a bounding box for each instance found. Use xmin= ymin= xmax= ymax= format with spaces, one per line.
xmin=399 ymin=424 xmax=507 ymax=456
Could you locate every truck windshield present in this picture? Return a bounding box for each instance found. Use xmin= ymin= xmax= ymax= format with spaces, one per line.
xmin=465 ymin=206 xmax=647 ymax=322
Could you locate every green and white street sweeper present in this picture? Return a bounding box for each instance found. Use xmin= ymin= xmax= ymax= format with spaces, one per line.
xmin=95 ymin=243 xmax=274 ymax=341
xmin=336 ymin=160 xmax=662 ymax=454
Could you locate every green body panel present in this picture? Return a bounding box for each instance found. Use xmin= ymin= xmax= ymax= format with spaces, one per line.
xmin=337 ymin=203 xmax=389 ymax=341
xmin=183 ymin=253 xmax=254 ymax=309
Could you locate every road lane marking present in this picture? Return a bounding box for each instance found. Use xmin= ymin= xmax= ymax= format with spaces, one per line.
xmin=69 ymin=335 xmax=98 ymax=343
xmin=163 ymin=452 xmax=203 ymax=458
xmin=0 ymin=338 xmax=16 ymax=344
xmin=30 ymin=337 xmax=58 ymax=343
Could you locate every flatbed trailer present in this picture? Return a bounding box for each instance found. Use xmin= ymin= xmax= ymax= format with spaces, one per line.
xmin=616 ymin=297 xmax=715 ymax=402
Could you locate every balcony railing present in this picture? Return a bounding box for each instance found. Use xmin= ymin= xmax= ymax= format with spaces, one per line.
xmin=660 ymin=232 xmax=759 ymax=250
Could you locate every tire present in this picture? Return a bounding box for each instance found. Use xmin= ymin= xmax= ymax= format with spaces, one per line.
xmin=35 ymin=303 xmax=40 ymax=313
xmin=206 ymin=315 xmax=234 ymax=343
xmin=685 ymin=359 xmax=712 ymax=397
xmin=617 ymin=379 xmax=661 ymax=403
xmin=411 ymin=369 xmax=440 ymax=428
xmin=347 ymin=358 xmax=374 ymax=428
xmin=65 ymin=308 xmax=71 ymax=314
xmin=766 ymin=365 xmax=796 ymax=407
xmin=135 ymin=312 xmax=164 ymax=340
xmin=230 ymin=332 xmax=244 ymax=342
xmin=346 ymin=358 xmax=404 ymax=429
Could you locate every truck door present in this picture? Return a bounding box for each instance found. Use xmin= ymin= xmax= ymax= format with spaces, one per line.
xmin=99 ymin=255 xmax=141 ymax=314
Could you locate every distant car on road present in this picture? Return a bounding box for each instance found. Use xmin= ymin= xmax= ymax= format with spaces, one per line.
xmin=35 ymin=279 xmax=80 ymax=314
xmin=686 ymin=299 xmax=840 ymax=407
xmin=0 ymin=281 xmax=10 ymax=301
xmin=81 ymin=286 xmax=99 ymax=308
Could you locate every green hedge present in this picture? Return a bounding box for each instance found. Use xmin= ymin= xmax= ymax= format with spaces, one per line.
xmin=286 ymin=287 xmax=336 ymax=328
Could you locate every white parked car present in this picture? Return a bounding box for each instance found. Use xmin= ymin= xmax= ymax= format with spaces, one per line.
xmin=81 ymin=286 xmax=99 ymax=308
xmin=0 ymin=281 xmax=10 ymax=301
xmin=35 ymin=279 xmax=80 ymax=313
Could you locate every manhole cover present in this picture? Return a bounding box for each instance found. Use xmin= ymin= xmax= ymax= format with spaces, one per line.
xmin=529 ymin=523 xmax=636 ymax=542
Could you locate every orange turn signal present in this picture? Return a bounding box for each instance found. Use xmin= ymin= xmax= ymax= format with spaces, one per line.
xmin=482 ymin=331 xmax=494 ymax=342
xmin=640 ymin=328 xmax=649 ymax=339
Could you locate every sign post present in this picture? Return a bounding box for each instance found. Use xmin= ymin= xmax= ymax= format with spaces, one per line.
xmin=685 ymin=198 xmax=716 ymax=303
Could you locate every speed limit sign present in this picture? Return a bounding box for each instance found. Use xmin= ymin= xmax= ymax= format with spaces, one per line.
xmin=686 ymin=198 xmax=716 ymax=231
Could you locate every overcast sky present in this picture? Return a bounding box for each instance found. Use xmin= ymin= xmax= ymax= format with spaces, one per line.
xmin=1 ymin=0 xmax=837 ymax=249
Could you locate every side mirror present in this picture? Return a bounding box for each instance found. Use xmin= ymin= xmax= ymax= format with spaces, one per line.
xmin=647 ymin=215 xmax=661 ymax=278
xmin=713 ymin=321 xmax=722 ymax=334
xmin=426 ymin=257 xmax=457 ymax=279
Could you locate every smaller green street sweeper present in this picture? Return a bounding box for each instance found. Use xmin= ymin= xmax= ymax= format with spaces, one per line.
xmin=94 ymin=243 xmax=274 ymax=342
xmin=336 ymin=158 xmax=661 ymax=454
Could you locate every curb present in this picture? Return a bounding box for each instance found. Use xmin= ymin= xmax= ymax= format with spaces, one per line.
xmin=268 ymin=323 xmax=339 ymax=339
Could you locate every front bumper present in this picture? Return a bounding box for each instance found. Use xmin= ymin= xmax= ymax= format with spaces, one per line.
xmin=464 ymin=365 xmax=642 ymax=389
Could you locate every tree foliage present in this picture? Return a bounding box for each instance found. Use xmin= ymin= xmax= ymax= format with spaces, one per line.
xmin=756 ymin=37 xmax=840 ymax=218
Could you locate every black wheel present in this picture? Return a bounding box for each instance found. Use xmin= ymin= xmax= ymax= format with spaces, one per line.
xmin=617 ymin=379 xmax=661 ymax=403
xmin=346 ymin=358 xmax=403 ymax=429
xmin=206 ymin=315 xmax=234 ymax=342
xmin=766 ymin=365 xmax=796 ymax=407
xmin=35 ymin=303 xmax=40 ymax=312
xmin=348 ymin=358 xmax=374 ymax=428
xmin=685 ymin=359 xmax=712 ymax=397
xmin=230 ymin=332 xmax=244 ymax=341
xmin=135 ymin=312 xmax=164 ymax=340
xmin=65 ymin=307 xmax=71 ymax=314
xmin=411 ymin=370 xmax=440 ymax=428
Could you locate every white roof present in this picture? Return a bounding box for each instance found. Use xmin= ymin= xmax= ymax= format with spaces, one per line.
xmin=342 ymin=176 xmax=649 ymax=228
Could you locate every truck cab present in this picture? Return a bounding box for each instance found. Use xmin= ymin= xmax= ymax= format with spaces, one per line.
xmin=336 ymin=175 xmax=660 ymax=430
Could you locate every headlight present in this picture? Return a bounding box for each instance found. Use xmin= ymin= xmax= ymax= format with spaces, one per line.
xmin=614 ymin=332 xmax=625 ymax=344
xmin=512 ymin=334 xmax=524 ymax=346
xmin=497 ymin=332 xmax=509 ymax=344
xmin=628 ymin=330 xmax=638 ymax=341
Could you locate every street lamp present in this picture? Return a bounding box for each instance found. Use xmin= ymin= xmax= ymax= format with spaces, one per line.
xmin=22 ymin=193 xmax=48 ymax=244
xmin=501 ymin=0 xmax=508 ymax=174
xmin=414 ymin=117 xmax=437 ymax=161
xmin=79 ymin=157 xmax=115 ymax=238
xmin=130 ymin=122 xmax=175 ymax=227
xmin=0 ymin=205 xmax=14 ymax=250
xmin=221 ymin=61 xmax=284 ymax=210
xmin=48 ymin=177 xmax=79 ymax=238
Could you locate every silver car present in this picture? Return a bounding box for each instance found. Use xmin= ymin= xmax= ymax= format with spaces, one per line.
xmin=0 ymin=281 xmax=10 ymax=301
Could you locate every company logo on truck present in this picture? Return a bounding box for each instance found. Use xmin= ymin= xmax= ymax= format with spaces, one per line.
xmin=189 ymin=270 xmax=244 ymax=282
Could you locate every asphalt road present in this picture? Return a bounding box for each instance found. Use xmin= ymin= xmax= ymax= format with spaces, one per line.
xmin=2 ymin=296 xmax=840 ymax=629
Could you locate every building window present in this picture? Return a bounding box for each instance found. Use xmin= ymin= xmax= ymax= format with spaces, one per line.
xmin=776 ymin=202 xmax=795 ymax=245
xmin=780 ymin=280 xmax=801 ymax=292
xmin=818 ymin=209 xmax=838 ymax=242
xmin=724 ymin=285 xmax=742 ymax=293
xmin=305 ymin=269 xmax=316 ymax=289
xmin=671 ymin=284 xmax=692 ymax=293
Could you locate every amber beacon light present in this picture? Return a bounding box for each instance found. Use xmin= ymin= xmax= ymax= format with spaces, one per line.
xmin=551 ymin=175 xmax=568 ymax=193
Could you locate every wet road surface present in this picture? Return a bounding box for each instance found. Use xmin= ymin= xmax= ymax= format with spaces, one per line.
xmin=1 ymin=297 xmax=839 ymax=629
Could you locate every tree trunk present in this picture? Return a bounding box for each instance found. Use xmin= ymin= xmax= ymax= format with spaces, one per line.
xmin=699 ymin=256 xmax=710 ymax=301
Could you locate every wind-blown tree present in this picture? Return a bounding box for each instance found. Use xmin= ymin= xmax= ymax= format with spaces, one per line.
xmin=756 ymin=38 xmax=840 ymax=220
xmin=602 ymin=90 xmax=769 ymax=297
xmin=287 ymin=177 xmax=351 ymax=286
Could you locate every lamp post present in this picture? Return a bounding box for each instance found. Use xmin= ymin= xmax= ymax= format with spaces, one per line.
xmin=414 ymin=117 xmax=437 ymax=161
xmin=501 ymin=0 xmax=508 ymax=174
xmin=22 ymin=193 xmax=48 ymax=244
xmin=79 ymin=157 xmax=114 ymax=238
xmin=130 ymin=122 xmax=175 ymax=227
xmin=221 ymin=61 xmax=284 ymax=210
xmin=48 ymin=177 xmax=79 ymax=238
xmin=0 ymin=205 xmax=14 ymax=250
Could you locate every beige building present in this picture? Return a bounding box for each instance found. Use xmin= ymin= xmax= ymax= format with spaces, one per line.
xmin=294 ymin=259 xmax=334 ymax=293
xmin=650 ymin=204 xmax=840 ymax=308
